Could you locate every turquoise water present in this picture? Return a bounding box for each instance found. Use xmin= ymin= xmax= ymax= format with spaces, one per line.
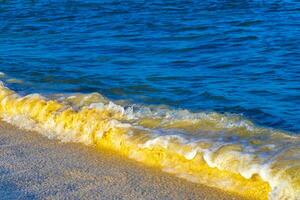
xmin=0 ymin=0 xmax=300 ymax=133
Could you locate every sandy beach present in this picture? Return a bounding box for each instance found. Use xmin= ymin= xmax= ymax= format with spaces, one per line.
xmin=0 ymin=121 xmax=245 ymax=200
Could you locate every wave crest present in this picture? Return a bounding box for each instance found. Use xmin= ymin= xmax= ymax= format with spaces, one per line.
xmin=0 ymin=82 xmax=299 ymax=200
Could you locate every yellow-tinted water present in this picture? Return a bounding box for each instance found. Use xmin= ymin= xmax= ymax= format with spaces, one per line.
xmin=0 ymin=82 xmax=299 ymax=200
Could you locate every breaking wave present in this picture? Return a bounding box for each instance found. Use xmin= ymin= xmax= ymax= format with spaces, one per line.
xmin=0 ymin=82 xmax=299 ymax=200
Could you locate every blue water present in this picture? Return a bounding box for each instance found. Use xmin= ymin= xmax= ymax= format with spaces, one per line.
xmin=0 ymin=0 xmax=299 ymax=133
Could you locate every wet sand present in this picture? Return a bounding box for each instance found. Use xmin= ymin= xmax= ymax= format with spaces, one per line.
xmin=0 ymin=121 xmax=244 ymax=200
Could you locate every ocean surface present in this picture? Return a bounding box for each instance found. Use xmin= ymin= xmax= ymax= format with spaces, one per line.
xmin=0 ymin=0 xmax=300 ymax=199
xmin=1 ymin=0 xmax=300 ymax=133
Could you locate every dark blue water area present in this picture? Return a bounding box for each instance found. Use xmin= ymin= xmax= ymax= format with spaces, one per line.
xmin=0 ymin=0 xmax=299 ymax=133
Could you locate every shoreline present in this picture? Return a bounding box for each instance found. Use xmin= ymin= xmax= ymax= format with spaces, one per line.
xmin=0 ymin=121 xmax=245 ymax=200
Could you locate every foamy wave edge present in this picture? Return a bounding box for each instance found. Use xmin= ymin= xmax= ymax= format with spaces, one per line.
xmin=0 ymin=82 xmax=299 ymax=200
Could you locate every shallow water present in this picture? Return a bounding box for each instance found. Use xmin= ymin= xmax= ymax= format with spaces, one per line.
xmin=0 ymin=0 xmax=300 ymax=133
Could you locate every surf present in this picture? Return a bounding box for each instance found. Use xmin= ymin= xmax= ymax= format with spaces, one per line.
xmin=0 ymin=82 xmax=299 ymax=200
